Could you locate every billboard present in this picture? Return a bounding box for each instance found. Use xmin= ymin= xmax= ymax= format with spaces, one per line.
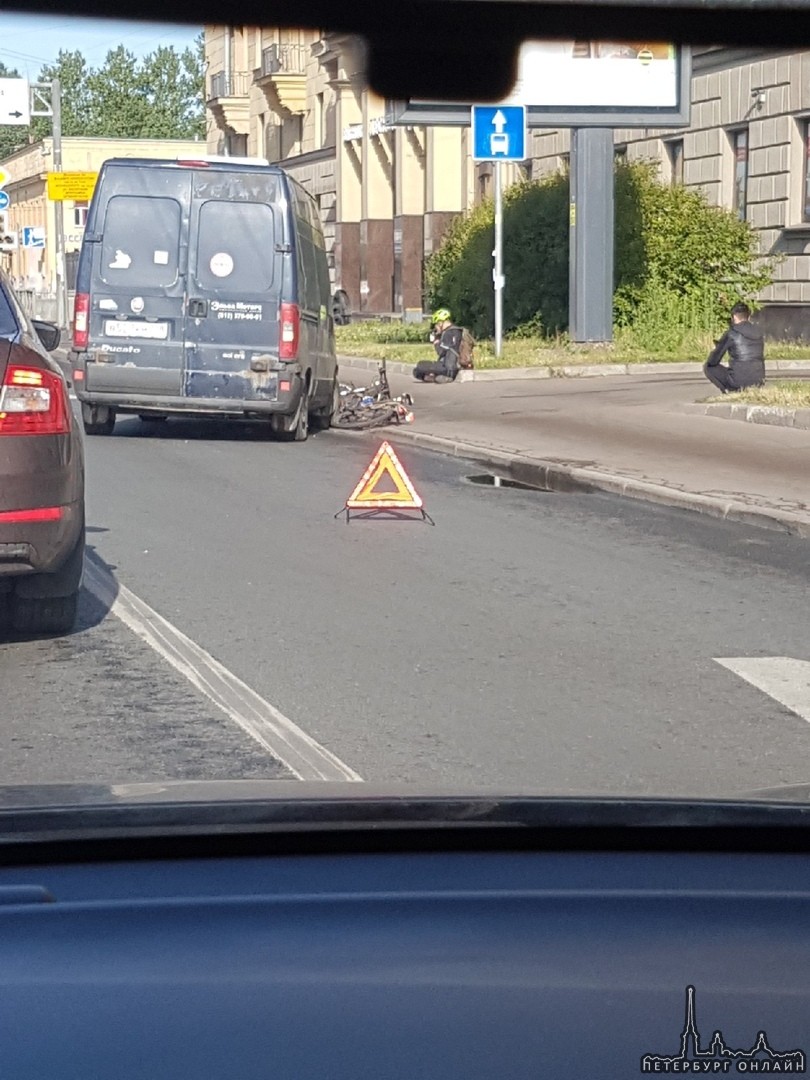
xmin=390 ymin=41 xmax=690 ymax=128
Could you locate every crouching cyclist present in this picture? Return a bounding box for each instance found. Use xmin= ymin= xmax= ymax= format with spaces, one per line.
xmin=414 ymin=309 xmax=471 ymax=383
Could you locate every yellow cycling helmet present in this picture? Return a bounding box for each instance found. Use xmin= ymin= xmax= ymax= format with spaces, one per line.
xmin=432 ymin=308 xmax=452 ymax=324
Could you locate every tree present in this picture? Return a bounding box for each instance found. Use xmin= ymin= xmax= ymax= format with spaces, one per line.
xmin=138 ymin=35 xmax=205 ymax=139
xmin=86 ymin=46 xmax=148 ymax=138
xmin=0 ymin=39 xmax=205 ymax=163
xmin=0 ymin=61 xmax=29 ymax=160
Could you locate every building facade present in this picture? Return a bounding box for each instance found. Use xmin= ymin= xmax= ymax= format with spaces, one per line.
xmin=528 ymin=47 xmax=810 ymax=334
xmin=204 ymin=26 xmax=525 ymax=317
xmin=206 ymin=35 xmax=810 ymax=328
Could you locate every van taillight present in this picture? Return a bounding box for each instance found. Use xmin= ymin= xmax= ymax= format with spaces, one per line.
xmin=0 ymin=365 xmax=70 ymax=436
xmin=73 ymin=292 xmax=90 ymax=350
xmin=279 ymin=302 xmax=299 ymax=361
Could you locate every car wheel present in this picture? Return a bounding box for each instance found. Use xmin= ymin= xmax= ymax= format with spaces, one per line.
xmin=11 ymin=592 xmax=79 ymax=636
xmin=11 ymin=521 xmax=85 ymax=637
xmin=311 ymin=376 xmax=340 ymax=432
xmin=278 ymin=388 xmax=309 ymax=442
xmin=82 ymin=403 xmax=116 ymax=436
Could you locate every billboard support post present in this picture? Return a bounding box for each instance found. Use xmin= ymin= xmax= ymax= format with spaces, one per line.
xmin=569 ymin=128 xmax=614 ymax=343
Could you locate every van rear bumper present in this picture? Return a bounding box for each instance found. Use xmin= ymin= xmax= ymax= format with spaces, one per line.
xmin=75 ymin=383 xmax=303 ymax=418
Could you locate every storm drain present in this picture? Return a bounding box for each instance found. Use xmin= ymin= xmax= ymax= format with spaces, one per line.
xmin=466 ymin=474 xmax=545 ymax=491
xmin=464 ymin=470 xmax=595 ymax=494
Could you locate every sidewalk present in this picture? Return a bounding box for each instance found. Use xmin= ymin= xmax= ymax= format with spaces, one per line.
xmin=338 ymin=361 xmax=810 ymax=536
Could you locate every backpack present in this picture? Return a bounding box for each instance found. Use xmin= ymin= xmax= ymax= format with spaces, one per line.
xmin=457 ymin=327 xmax=475 ymax=369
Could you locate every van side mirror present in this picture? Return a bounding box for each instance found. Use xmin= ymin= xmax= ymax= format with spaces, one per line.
xmin=33 ymin=320 xmax=61 ymax=352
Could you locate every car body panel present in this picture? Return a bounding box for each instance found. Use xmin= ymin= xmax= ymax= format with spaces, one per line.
xmin=0 ymin=272 xmax=85 ymax=584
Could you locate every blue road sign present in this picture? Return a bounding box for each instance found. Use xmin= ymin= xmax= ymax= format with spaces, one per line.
xmin=22 ymin=226 xmax=45 ymax=248
xmin=472 ymin=105 xmax=527 ymax=162
xmin=0 ymin=191 xmax=9 ymax=211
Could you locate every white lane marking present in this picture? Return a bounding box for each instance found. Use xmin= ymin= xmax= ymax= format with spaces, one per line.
xmin=83 ymin=558 xmax=363 ymax=782
xmin=715 ymin=656 xmax=810 ymax=724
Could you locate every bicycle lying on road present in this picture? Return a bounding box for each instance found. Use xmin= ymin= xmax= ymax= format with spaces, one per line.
xmin=334 ymin=359 xmax=415 ymax=431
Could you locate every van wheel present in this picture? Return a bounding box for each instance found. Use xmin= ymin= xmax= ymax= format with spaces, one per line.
xmin=82 ymin=403 xmax=116 ymax=436
xmin=311 ymin=377 xmax=340 ymax=432
xmin=278 ymin=389 xmax=309 ymax=442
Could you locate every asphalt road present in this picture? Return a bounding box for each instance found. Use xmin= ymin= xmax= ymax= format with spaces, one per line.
xmin=3 ymin=410 xmax=810 ymax=796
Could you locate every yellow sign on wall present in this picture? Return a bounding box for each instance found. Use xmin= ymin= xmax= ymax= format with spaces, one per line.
xmin=47 ymin=172 xmax=98 ymax=201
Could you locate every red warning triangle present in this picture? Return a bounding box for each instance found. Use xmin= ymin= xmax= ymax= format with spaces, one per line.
xmin=346 ymin=441 xmax=423 ymax=509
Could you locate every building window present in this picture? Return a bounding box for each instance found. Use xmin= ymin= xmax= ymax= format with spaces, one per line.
xmin=265 ymin=122 xmax=280 ymax=162
xmin=73 ymin=203 xmax=88 ymax=228
xmin=666 ymin=139 xmax=684 ymax=186
xmin=257 ymin=112 xmax=266 ymax=159
xmin=803 ymin=121 xmax=810 ymax=222
xmin=314 ymin=92 xmax=325 ymax=149
xmin=227 ymin=132 xmax=248 ymax=156
xmin=731 ymin=128 xmax=748 ymax=220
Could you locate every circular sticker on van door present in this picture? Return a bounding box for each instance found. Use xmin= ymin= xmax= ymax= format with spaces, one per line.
xmin=210 ymin=252 xmax=234 ymax=278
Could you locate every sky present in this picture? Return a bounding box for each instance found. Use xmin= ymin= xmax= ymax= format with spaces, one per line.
xmin=0 ymin=14 xmax=201 ymax=77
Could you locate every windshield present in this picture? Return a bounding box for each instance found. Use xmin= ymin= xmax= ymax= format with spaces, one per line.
xmin=1 ymin=14 xmax=809 ymax=805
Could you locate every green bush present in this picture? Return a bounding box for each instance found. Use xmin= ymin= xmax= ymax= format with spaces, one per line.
xmin=425 ymin=175 xmax=569 ymax=338
xmin=426 ymin=160 xmax=776 ymax=344
xmin=613 ymin=160 xmax=775 ymax=335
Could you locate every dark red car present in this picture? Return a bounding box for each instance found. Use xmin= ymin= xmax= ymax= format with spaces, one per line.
xmin=0 ymin=272 xmax=85 ymax=636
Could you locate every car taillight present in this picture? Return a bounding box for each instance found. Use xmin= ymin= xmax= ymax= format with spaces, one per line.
xmin=279 ymin=302 xmax=299 ymax=361
xmin=73 ymin=292 xmax=90 ymax=349
xmin=0 ymin=506 xmax=63 ymax=523
xmin=0 ymin=364 xmax=70 ymax=436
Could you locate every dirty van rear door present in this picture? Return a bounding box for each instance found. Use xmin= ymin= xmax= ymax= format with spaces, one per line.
xmin=183 ymin=169 xmax=283 ymax=404
xmin=85 ymin=166 xmax=190 ymax=398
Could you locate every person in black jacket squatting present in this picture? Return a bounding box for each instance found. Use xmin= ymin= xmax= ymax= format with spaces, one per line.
xmin=703 ymin=302 xmax=766 ymax=394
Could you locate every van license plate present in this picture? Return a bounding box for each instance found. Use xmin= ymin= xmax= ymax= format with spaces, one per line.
xmin=105 ymin=320 xmax=169 ymax=340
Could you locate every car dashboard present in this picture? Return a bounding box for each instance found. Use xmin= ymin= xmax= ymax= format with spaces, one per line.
xmin=0 ymin=791 xmax=808 ymax=1079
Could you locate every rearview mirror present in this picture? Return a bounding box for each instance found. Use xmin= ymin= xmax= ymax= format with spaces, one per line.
xmin=32 ymin=320 xmax=61 ymax=352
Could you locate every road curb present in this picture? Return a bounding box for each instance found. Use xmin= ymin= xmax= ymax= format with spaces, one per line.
xmin=339 ymin=356 xmax=810 ymax=382
xmin=690 ymin=402 xmax=810 ymax=429
xmin=346 ymin=426 xmax=810 ymax=537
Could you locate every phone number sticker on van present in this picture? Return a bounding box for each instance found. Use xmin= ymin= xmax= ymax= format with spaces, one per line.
xmin=105 ymin=320 xmax=169 ymax=340
xmin=210 ymin=300 xmax=263 ymax=322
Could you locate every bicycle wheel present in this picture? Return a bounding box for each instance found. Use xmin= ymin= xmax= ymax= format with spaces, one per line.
xmin=335 ymin=403 xmax=399 ymax=430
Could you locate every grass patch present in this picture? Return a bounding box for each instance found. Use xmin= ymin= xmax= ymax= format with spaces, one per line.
xmin=336 ymin=323 xmax=810 ymax=369
xmin=705 ymin=380 xmax=810 ymax=408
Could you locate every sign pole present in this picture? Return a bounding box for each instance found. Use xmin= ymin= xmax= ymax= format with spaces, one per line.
xmin=51 ymin=78 xmax=68 ymax=333
xmin=472 ymin=104 xmax=524 ymax=357
xmin=494 ymin=159 xmax=503 ymax=358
